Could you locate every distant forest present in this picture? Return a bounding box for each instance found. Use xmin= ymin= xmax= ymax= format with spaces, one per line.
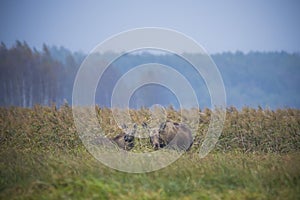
xmin=0 ymin=41 xmax=299 ymax=109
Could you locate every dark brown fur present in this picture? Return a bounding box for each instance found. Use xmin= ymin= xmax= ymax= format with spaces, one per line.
xmin=151 ymin=121 xmax=193 ymax=151
xmin=112 ymin=124 xmax=136 ymax=150
xmin=112 ymin=132 xmax=134 ymax=150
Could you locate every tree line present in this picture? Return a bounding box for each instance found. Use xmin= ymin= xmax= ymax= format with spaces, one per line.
xmin=0 ymin=41 xmax=299 ymax=108
xmin=0 ymin=41 xmax=79 ymax=107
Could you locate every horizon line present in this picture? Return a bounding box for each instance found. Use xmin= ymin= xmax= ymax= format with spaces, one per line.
xmin=1 ymin=40 xmax=300 ymax=55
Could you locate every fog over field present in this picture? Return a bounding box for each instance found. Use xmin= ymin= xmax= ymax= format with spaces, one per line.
xmin=1 ymin=43 xmax=299 ymax=109
xmin=1 ymin=1 xmax=299 ymax=109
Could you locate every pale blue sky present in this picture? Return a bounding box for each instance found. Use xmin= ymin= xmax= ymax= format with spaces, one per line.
xmin=0 ymin=0 xmax=299 ymax=53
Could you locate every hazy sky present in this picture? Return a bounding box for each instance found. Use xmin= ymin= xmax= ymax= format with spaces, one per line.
xmin=0 ymin=0 xmax=299 ymax=54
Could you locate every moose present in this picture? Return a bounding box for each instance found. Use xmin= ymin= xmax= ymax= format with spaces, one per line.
xmin=148 ymin=121 xmax=193 ymax=151
xmin=112 ymin=124 xmax=137 ymax=150
xmin=111 ymin=121 xmax=193 ymax=151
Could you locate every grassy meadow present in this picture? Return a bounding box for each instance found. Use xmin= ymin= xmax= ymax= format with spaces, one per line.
xmin=0 ymin=105 xmax=300 ymax=199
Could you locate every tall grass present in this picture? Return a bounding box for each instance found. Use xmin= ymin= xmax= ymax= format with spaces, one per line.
xmin=2 ymin=105 xmax=299 ymax=153
xmin=0 ymin=105 xmax=300 ymax=199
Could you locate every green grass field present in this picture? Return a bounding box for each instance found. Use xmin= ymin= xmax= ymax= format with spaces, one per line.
xmin=1 ymin=106 xmax=300 ymax=199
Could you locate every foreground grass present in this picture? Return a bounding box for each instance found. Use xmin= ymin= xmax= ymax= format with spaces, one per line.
xmin=1 ymin=149 xmax=299 ymax=200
